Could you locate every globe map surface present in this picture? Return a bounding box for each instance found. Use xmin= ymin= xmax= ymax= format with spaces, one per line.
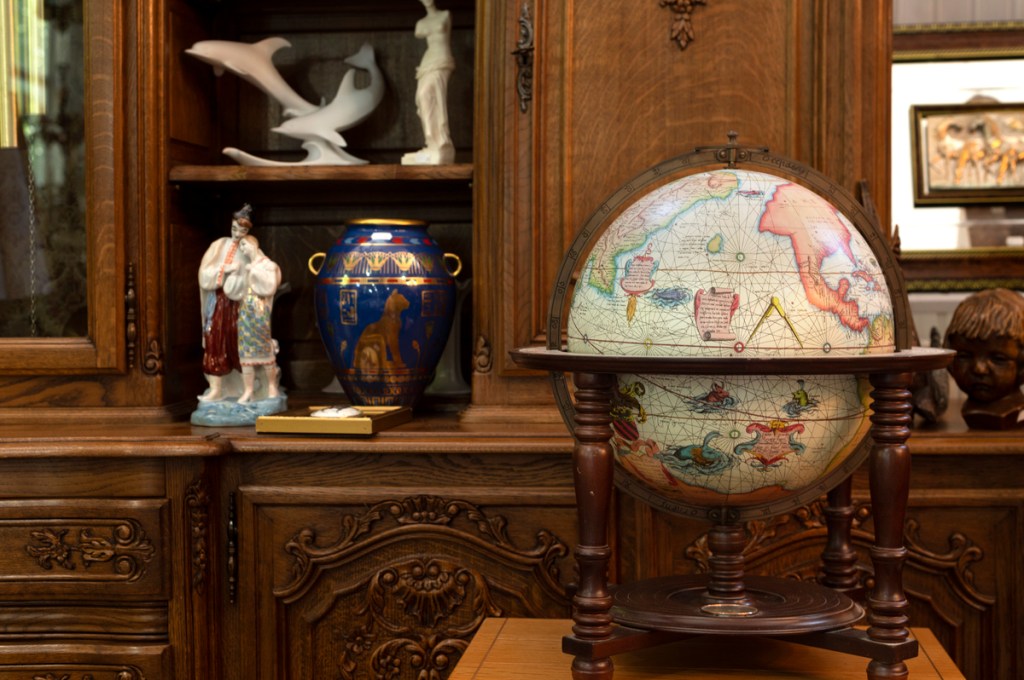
xmin=566 ymin=168 xmax=895 ymax=512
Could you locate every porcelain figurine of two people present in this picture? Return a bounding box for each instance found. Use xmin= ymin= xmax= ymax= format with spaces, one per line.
xmin=191 ymin=204 xmax=287 ymax=426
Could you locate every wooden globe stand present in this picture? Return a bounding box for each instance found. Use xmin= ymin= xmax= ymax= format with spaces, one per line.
xmin=510 ymin=347 xmax=954 ymax=680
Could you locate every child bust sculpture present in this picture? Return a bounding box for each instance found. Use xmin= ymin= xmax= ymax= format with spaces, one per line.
xmin=943 ymin=287 xmax=1024 ymax=430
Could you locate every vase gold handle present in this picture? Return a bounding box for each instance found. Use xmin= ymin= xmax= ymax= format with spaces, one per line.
xmin=444 ymin=253 xmax=463 ymax=278
xmin=308 ymin=252 xmax=326 ymax=275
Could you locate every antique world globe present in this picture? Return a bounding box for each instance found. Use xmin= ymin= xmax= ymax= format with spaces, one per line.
xmin=511 ymin=141 xmax=953 ymax=675
xmin=558 ymin=162 xmax=897 ymax=518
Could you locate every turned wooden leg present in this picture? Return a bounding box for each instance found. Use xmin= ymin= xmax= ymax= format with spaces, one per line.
xmin=865 ymin=371 xmax=915 ymax=680
xmin=821 ymin=476 xmax=860 ymax=592
xmin=568 ymin=371 xmax=617 ymax=680
xmin=704 ymin=520 xmax=754 ymax=611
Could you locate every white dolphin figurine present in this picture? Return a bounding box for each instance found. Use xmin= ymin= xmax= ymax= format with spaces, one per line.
xmin=267 ymin=43 xmax=385 ymax=165
xmin=185 ymin=37 xmax=318 ymax=118
xmin=186 ymin=39 xmax=385 ymax=166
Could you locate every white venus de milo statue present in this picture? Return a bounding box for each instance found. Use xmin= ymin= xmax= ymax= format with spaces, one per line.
xmin=402 ymin=0 xmax=456 ymax=166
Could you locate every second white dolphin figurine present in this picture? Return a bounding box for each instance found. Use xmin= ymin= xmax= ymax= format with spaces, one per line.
xmin=186 ymin=39 xmax=385 ymax=166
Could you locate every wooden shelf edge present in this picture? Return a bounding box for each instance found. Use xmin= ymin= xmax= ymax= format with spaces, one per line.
xmin=169 ymin=163 xmax=474 ymax=183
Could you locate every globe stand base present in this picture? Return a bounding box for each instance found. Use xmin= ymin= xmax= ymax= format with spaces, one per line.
xmin=700 ymin=602 xmax=758 ymax=617
xmin=612 ymin=575 xmax=864 ymax=635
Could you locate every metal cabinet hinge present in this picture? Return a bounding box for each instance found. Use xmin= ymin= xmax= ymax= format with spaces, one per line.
xmin=512 ymin=3 xmax=534 ymax=113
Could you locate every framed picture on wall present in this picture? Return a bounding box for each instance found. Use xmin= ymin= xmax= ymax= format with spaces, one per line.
xmin=911 ymin=101 xmax=1024 ymax=206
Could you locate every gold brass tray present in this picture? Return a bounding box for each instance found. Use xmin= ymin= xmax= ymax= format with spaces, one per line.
xmin=255 ymin=406 xmax=412 ymax=435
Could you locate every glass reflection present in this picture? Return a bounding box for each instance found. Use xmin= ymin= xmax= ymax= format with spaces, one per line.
xmin=0 ymin=0 xmax=85 ymax=337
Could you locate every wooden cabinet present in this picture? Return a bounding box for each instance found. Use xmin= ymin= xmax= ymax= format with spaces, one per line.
xmin=0 ymin=419 xmax=1020 ymax=680
xmin=0 ymin=1 xmax=893 ymax=420
xmin=1 ymin=0 xmax=480 ymax=413
xmin=0 ymin=0 xmax=894 ymax=420
xmin=0 ymin=422 xmax=580 ymax=680
xmin=18 ymin=2 xmax=1024 ymax=680
xmin=0 ymin=436 xmax=223 ymax=679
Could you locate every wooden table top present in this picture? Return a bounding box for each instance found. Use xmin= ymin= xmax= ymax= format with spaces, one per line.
xmin=451 ymin=619 xmax=965 ymax=680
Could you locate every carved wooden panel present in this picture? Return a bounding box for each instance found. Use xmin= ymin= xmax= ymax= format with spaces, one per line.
xmin=0 ymin=500 xmax=167 ymax=600
xmin=235 ymin=489 xmax=576 ymax=680
xmin=0 ymin=643 xmax=171 ymax=679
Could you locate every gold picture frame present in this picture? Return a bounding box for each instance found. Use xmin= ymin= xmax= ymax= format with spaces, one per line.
xmin=911 ymin=102 xmax=1024 ymax=206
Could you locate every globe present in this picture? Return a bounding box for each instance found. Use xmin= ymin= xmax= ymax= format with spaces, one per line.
xmin=565 ymin=168 xmax=896 ymax=515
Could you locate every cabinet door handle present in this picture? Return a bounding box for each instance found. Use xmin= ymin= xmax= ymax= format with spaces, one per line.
xmin=227 ymin=491 xmax=238 ymax=604
xmin=511 ymin=3 xmax=534 ymax=113
xmin=126 ymin=262 xmax=137 ymax=369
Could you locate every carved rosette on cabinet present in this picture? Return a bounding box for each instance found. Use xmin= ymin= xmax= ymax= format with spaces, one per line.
xmin=276 ymin=495 xmax=571 ymax=680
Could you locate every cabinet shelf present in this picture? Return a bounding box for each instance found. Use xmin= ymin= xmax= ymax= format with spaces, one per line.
xmin=169 ymin=163 xmax=473 ymax=184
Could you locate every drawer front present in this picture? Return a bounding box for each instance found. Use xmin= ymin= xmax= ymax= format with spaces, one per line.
xmin=0 ymin=643 xmax=171 ymax=679
xmin=0 ymin=499 xmax=168 ymax=599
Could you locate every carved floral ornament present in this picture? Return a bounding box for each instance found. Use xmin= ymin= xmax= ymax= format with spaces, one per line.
xmin=659 ymin=0 xmax=708 ymax=50
xmin=279 ymin=495 xmax=568 ymax=601
xmin=26 ymin=520 xmax=155 ymax=582
xmin=337 ymin=557 xmax=502 ymax=680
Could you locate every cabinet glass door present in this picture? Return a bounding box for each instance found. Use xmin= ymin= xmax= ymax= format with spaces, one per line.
xmin=0 ymin=0 xmax=122 ymax=372
xmin=0 ymin=0 xmax=86 ymax=337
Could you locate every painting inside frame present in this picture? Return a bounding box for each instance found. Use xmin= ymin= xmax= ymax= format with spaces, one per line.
xmin=912 ymin=102 xmax=1024 ymax=206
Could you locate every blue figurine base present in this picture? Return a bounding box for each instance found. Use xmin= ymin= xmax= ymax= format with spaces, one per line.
xmin=190 ymin=395 xmax=288 ymax=427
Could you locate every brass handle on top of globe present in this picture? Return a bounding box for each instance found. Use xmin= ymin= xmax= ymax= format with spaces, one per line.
xmin=308 ymin=252 xmax=326 ymax=276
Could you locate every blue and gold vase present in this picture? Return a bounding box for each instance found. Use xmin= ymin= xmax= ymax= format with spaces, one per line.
xmin=309 ymin=219 xmax=462 ymax=406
